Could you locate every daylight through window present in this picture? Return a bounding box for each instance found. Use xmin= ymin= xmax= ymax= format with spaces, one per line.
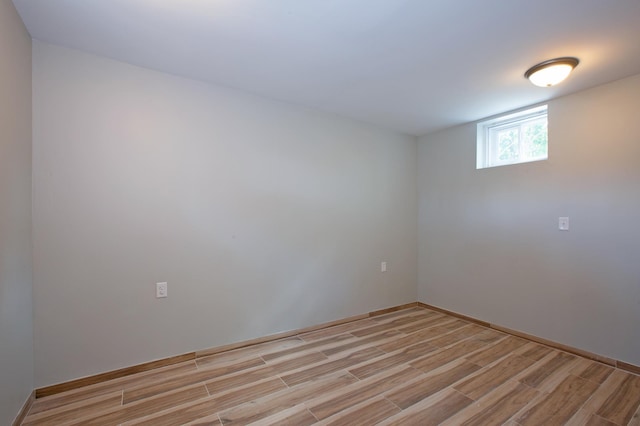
xmin=477 ymin=105 xmax=548 ymax=169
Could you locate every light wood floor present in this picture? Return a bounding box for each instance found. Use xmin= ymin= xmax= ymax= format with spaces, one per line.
xmin=22 ymin=307 xmax=640 ymax=425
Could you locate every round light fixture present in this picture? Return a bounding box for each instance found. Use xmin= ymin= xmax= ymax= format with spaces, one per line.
xmin=525 ymin=57 xmax=579 ymax=87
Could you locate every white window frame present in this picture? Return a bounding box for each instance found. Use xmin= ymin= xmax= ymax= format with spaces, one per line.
xmin=476 ymin=105 xmax=548 ymax=169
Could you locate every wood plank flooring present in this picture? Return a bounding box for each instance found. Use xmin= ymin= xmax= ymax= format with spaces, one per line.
xmin=22 ymin=307 xmax=640 ymax=425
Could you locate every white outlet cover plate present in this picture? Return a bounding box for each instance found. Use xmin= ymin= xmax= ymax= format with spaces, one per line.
xmin=559 ymin=217 xmax=569 ymax=231
xmin=156 ymin=282 xmax=168 ymax=298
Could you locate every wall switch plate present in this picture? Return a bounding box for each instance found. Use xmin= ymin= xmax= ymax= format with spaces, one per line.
xmin=156 ymin=282 xmax=168 ymax=298
xmin=381 ymin=261 xmax=387 ymax=272
xmin=559 ymin=217 xmax=569 ymax=231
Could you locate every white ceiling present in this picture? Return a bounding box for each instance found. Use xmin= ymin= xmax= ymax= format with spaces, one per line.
xmin=13 ymin=0 xmax=640 ymax=136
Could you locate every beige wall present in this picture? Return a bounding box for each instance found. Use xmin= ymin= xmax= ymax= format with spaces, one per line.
xmin=0 ymin=0 xmax=34 ymax=422
xmin=418 ymin=74 xmax=640 ymax=365
xmin=32 ymin=42 xmax=418 ymax=387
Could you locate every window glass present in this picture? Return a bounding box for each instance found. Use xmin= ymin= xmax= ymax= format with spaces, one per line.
xmin=477 ymin=105 xmax=547 ymax=169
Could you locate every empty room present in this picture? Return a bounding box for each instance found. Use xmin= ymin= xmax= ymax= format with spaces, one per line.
xmin=2 ymin=0 xmax=640 ymax=424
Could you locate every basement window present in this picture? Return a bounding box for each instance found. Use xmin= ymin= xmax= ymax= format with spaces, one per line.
xmin=476 ymin=105 xmax=548 ymax=169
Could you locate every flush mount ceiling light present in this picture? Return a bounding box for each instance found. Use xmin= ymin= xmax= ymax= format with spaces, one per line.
xmin=525 ymin=57 xmax=579 ymax=87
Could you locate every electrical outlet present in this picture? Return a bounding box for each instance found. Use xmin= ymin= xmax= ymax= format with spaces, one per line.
xmin=381 ymin=261 xmax=387 ymax=272
xmin=156 ymin=282 xmax=168 ymax=298
xmin=559 ymin=217 xmax=569 ymax=231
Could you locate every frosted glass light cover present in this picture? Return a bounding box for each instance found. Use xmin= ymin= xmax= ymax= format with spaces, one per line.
xmin=528 ymin=64 xmax=574 ymax=87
